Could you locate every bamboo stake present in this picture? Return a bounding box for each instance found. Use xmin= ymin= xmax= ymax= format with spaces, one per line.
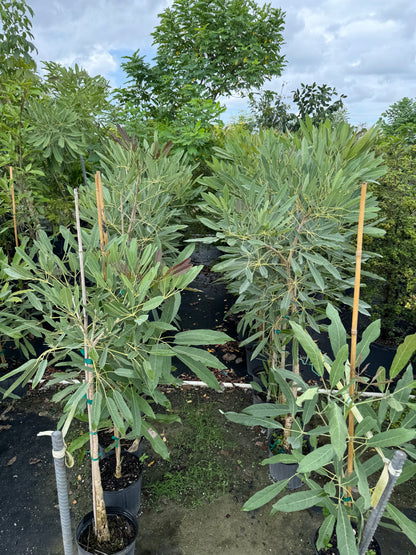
xmin=9 ymin=167 xmax=18 ymax=248
xmin=74 ymin=188 xmax=110 ymax=543
xmin=347 ymin=182 xmax=367 ymax=502
xmin=94 ymin=172 xmax=108 ymax=278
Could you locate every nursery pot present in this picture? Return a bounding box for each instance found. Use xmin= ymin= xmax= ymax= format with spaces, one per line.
xmin=313 ymin=527 xmax=382 ymax=555
xmin=268 ymin=431 xmax=305 ymax=490
xmin=76 ymin=506 xmax=138 ymax=555
xmin=101 ymin=450 xmax=143 ymax=515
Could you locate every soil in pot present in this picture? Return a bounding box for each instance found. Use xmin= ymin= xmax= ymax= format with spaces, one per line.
xmin=313 ymin=526 xmax=381 ymax=554
xmin=100 ymin=451 xmax=143 ymax=490
xmin=100 ymin=451 xmax=144 ymax=514
xmin=77 ymin=508 xmax=138 ymax=555
xmin=98 ymin=428 xmax=143 ymax=457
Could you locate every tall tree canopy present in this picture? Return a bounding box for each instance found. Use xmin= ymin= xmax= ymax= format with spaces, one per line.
xmin=117 ymin=0 xmax=286 ymax=119
xmin=378 ymin=97 xmax=416 ymax=144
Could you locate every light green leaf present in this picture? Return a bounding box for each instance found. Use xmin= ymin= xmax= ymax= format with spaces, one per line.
xmin=329 ymin=344 xmax=349 ymax=389
xmin=326 ymin=303 xmax=347 ymax=356
xmin=327 ymin=402 xmax=348 ymax=460
xmin=336 ymin=503 xmax=359 ymax=554
xmin=272 ymin=488 xmax=324 ymax=513
xmin=355 ymin=459 xmax=371 ymax=510
xmin=91 ymin=391 xmax=102 ymax=430
xmin=142 ymin=426 xmax=169 ymax=459
xmin=297 ymin=444 xmax=334 ymax=474
xmin=385 ymin=504 xmax=416 ymax=548
xmin=390 ymin=333 xmax=416 ymax=379
xmin=106 ymin=397 xmax=126 ymax=436
xmin=316 ymin=514 xmax=336 ymax=551
xmin=142 ymin=296 xmax=165 ymax=312
xmin=356 ymin=320 xmax=380 ymax=367
xmin=242 ymin=480 xmax=289 ymax=511
xmin=367 ymin=428 xmax=416 ymax=448
xmin=296 ymin=387 xmax=319 ymax=407
xmin=225 ymin=411 xmax=283 ymax=429
xmin=174 ymin=329 xmax=231 ymax=345
xmin=113 ymin=390 xmax=133 ymax=427
xmin=290 ymin=322 xmax=323 ymax=376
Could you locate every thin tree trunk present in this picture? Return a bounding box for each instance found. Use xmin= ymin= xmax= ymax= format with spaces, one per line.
xmin=74 ymin=188 xmax=110 ymax=543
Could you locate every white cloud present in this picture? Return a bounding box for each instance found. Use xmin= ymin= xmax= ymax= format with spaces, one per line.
xmin=27 ymin=0 xmax=416 ymax=127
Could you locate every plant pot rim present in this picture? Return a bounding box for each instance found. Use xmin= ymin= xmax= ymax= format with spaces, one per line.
xmin=76 ymin=506 xmax=138 ymax=555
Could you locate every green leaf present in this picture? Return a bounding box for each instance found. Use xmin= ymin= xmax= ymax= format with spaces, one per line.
xmin=316 ymin=514 xmax=336 ymax=551
xmin=355 ymin=459 xmax=371 ymax=510
xmin=67 ymin=432 xmax=90 ymax=454
xmin=113 ymin=390 xmax=133 ymax=427
xmin=175 ymin=353 xmax=220 ymax=390
xmin=272 ymin=488 xmax=325 ymax=513
xmin=329 ymin=344 xmax=349 ymax=389
xmin=142 ymin=426 xmax=169 ymax=459
xmin=174 ymin=329 xmax=231 ymax=345
xmin=326 ymin=303 xmax=347 ymax=356
xmin=224 ymin=411 xmax=283 ymax=429
xmin=356 ymin=320 xmax=380 ymax=368
xmin=32 ymin=359 xmax=48 ymax=388
xmin=290 ymin=322 xmax=323 ymax=376
xmin=367 ymin=428 xmax=416 ymax=448
xmin=385 ymin=504 xmax=416 ymax=548
xmin=91 ymin=391 xmax=103 ymax=430
xmin=390 ymin=333 xmax=416 ymax=379
xmin=336 ymin=503 xmax=359 ymax=554
xmin=106 ymin=397 xmax=126 ymax=436
xmin=296 ymin=387 xmax=319 ymax=407
xmin=327 ymin=402 xmax=348 ymax=460
xmin=297 ymin=444 xmax=334 ymax=474
xmin=142 ymin=296 xmax=165 ymax=312
xmin=242 ymin=480 xmax=289 ymax=511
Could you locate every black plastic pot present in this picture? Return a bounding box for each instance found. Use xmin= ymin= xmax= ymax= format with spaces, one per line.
xmin=268 ymin=430 xmax=306 ymax=490
xmin=102 ymin=451 xmax=143 ymax=515
xmin=76 ymin=507 xmax=138 ymax=555
xmin=313 ymin=527 xmax=382 ymax=554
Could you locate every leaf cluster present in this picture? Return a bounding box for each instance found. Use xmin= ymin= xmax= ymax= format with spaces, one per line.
xmin=227 ymin=303 xmax=416 ymax=553
xmin=198 ymin=122 xmax=386 ymax=362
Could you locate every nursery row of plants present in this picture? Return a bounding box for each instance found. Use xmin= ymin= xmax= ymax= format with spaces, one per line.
xmin=1 ymin=1 xmax=416 ymax=553
xmin=1 ymin=115 xmax=416 ymax=554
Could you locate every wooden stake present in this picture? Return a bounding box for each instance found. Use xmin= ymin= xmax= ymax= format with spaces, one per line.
xmin=94 ymin=172 xmax=108 ymax=278
xmin=74 ymin=188 xmax=110 ymax=543
xmin=347 ymin=182 xmax=367 ymax=502
xmin=9 ymin=167 xmax=18 ymax=248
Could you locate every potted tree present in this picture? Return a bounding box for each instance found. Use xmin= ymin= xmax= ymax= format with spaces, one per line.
xmin=198 ymin=119 xmax=386 ymax=480
xmin=0 ymin=193 xmax=231 ymax=553
xmin=228 ymin=304 xmax=416 ymax=554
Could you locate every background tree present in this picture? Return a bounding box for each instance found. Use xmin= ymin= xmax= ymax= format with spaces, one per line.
xmin=249 ymin=82 xmax=347 ymax=131
xmin=0 ymin=0 xmax=42 ymax=247
xmin=378 ymin=96 xmax=416 ymax=145
xmin=115 ymin=0 xmax=286 ymax=160
xmin=363 ymin=138 xmax=416 ymax=343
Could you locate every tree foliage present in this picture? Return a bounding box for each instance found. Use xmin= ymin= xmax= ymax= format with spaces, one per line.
xmin=378 ymin=97 xmax=416 ymax=144
xmin=249 ymin=83 xmax=347 ymax=131
xmin=115 ymin=0 xmax=285 ymax=158
xmin=363 ymin=140 xmax=416 ymax=342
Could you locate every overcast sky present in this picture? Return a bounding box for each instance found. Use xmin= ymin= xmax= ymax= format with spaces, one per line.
xmin=28 ymin=0 xmax=416 ymax=126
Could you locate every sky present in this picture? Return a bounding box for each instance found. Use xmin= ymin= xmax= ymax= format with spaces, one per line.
xmin=27 ymin=0 xmax=416 ymax=127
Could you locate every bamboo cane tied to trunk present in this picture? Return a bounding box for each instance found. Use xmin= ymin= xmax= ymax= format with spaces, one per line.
xmin=9 ymin=167 xmax=18 ymax=249
xmin=347 ymin=182 xmax=367 ymax=505
xmin=74 ymin=188 xmax=110 ymax=543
